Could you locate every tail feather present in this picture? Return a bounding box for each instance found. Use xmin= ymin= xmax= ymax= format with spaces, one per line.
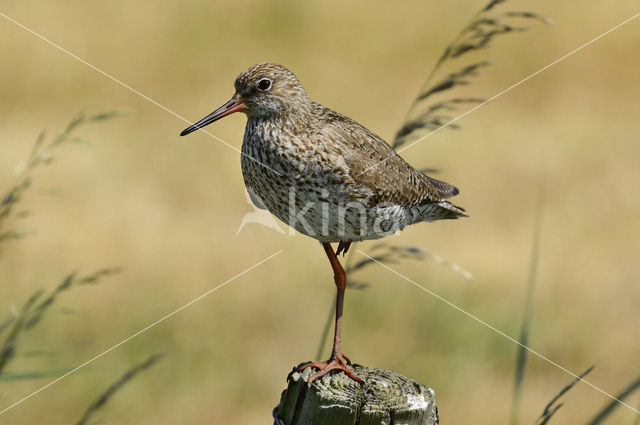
xmin=424 ymin=175 xmax=460 ymax=199
xmin=437 ymin=200 xmax=468 ymax=219
xmin=409 ymin=200 xmax=468 ymax=224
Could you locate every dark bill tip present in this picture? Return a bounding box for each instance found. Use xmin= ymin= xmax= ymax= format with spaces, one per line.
xmin=180 ymin=127 xmax=195 ymax=137
xmin=179 ymin=95 xmax=245 ymax=137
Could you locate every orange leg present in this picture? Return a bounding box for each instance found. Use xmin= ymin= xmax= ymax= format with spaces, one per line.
xmin=297 ymin=242 xmax=363 ymax=383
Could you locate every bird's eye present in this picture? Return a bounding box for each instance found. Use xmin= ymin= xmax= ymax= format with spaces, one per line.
xmin=257 ymin=78 xmax=272 ymax=91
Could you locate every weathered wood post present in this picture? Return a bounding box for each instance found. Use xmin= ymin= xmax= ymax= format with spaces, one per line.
xmin=273 ymin=364 xmax=438 ymax=425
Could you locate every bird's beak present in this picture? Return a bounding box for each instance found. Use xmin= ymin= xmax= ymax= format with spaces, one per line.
xmin=180 ymin=93 xmax=246 ymax=136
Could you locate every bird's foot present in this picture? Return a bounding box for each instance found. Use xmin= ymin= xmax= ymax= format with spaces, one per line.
xmin=336 ymin=242 xmax=352 ymax=257
xmin=295 ymin=353 xmax=363 ymax=383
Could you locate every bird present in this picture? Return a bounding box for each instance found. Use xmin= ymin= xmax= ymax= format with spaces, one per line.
xmin=180 ymin=62 xmax=466 ymax=383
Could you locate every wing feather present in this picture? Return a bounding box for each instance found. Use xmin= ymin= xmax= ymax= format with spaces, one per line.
xmin=312 ymin=104 xmax=462 ymax=208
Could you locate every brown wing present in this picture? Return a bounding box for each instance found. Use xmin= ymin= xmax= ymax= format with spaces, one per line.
xmin=312 ymin=104 xmax=461 ymax=207
xmin=424 ymin=175 xmax=459 ymax=199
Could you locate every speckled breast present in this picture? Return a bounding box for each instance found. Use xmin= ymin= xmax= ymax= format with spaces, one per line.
xmin=240 ymin=120 xmax=410 ymax=242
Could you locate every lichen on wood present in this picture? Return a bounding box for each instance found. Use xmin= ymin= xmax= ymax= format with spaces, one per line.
xmin=274 ymin=364 xmax=438 ymax=425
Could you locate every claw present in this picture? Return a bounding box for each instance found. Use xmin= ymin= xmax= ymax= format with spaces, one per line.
xmin=336 ymin=242 xmax=352 ymax=257
xmin=296 ymin=354 xmax=362 ymax=383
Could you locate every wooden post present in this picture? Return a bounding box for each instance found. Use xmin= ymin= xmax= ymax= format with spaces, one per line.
xmin=273 ymin=364 xmax=438 ymax=425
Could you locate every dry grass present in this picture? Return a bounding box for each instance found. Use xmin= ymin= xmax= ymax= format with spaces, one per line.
xmin=394 ymin=0 xmax=552 ymax=149
xmin=0 ymin=113 xmax=161 ymax=424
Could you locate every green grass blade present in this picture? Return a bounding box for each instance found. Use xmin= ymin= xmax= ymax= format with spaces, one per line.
xmin=0 ymin=367 xmax=73 ymax=382
xmin=585 ymin=376 xmax=640 ymax=425
xmin=538 ymin=404 xmax=562 ymax=425
xmin=75 ymin=353 xmax=164 ymax=425
xmin=535 ymin=366 xmax=594 ymax=425
xmin=0 ymin=317 xmax=14 ymax=335
xmin=510 ymin=199 xmax=544 ymax=425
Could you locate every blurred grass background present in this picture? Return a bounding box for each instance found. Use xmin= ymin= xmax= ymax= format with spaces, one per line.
xmin=1 ymin=0 xmax=639 ymax=423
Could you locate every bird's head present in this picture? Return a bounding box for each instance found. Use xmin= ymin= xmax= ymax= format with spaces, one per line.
xmin=180 ymin=63 xmax=309 ymax=136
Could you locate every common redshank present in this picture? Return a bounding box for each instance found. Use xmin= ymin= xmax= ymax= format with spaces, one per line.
xmin=180 ymin=63 xmax=466 ymax=383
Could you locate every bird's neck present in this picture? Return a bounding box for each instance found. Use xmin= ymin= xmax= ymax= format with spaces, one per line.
xmin=247 ymin=106 xmax=312 ymax=134
xmin=244 ymin=110 xmax=314 ymax=161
